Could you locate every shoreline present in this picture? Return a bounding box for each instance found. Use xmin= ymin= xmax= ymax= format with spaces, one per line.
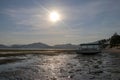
xmin=103 ymin=48 xmax=120 ymax=53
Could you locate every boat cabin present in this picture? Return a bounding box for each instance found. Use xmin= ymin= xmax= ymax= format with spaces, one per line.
xmin=77 ymin=43 xmax=101 ymax=54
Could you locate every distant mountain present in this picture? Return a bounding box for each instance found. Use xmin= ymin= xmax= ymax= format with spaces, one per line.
xmin=11 ymin=44 xmax=24 ymax=48
xmin=11 ymin=42 xmax=51 ymax=49
xmin=0 ymin=44 xmax=9 ymax=48
xmin=53 ymin=44 xmax=79 ymax=49
xmin=23 ymin=42 xmax=51 ymax=48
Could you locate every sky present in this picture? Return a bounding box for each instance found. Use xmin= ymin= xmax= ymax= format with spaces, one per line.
xmin=0 ymin=0 xmax=120 ymax=45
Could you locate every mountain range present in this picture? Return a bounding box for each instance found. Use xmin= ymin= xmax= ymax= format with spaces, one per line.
xmin=0 ymin=42 xmax=79 ymax=49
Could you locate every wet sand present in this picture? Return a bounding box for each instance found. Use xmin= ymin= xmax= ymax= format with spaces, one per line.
xmin=0 ymin=50 xmax=120 ymax=80
xmin=104 ymin=48 xmax=120 ymax=54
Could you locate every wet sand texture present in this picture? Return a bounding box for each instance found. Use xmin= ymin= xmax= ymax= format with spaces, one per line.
xmin=0 ymin=50 xmax=120 ymax=80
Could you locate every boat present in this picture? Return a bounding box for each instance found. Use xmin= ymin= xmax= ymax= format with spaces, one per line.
xmin=76 ymin=43 xmax=101 ymax=54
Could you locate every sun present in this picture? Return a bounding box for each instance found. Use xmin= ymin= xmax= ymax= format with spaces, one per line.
xmin=49 ymin=11 xmax=60 ymax=22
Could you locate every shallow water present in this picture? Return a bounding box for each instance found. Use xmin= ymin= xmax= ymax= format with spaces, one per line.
xmin=0 ymin=51 xmax=120 ymax=80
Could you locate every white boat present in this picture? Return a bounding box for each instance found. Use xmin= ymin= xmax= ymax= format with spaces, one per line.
xmin=76 ymin=43 xmax=101 ymax=54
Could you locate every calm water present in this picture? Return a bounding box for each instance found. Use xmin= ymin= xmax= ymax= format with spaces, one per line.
xmin=0 ymin=51 xmax=120 ymax=80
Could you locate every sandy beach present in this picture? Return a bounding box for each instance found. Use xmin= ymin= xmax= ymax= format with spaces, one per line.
xmin=103 ymin=48 xmax=120 ymax=54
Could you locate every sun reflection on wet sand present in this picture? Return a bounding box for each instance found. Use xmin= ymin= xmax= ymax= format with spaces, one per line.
xmin=38 ymin=54 xmax=74 ymax=79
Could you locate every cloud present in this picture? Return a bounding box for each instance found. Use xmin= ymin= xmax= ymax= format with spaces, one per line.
xmin=2 ymin=1 xmax=102 ymax=27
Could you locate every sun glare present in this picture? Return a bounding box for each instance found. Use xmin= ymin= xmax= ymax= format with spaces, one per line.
xmin=49 ymin=11 xmax=60 ymax=22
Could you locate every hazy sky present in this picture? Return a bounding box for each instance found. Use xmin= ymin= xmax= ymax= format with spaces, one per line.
xmin=0 ymin=0 xmax=120 ymax=45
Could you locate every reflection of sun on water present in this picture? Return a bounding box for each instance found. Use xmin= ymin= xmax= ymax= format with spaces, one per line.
xmin=43 ymin=54 xmax=69 ymax=79
xmin=49 ymin=11 xmax=60 ymax=22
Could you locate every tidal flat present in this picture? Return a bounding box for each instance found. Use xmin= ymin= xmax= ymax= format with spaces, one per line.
xmin=0 ymin=50 xmax=120 ymax=80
